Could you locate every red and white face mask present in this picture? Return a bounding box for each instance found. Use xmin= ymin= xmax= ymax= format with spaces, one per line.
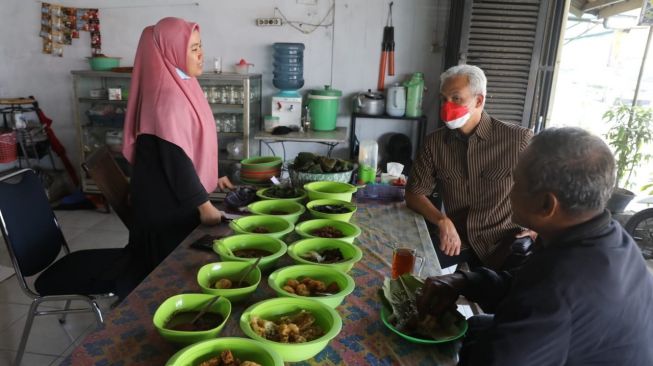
xmin=440 ymin=101 xmax=471 ymax=129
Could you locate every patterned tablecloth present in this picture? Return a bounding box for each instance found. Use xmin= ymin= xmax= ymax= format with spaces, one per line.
xmin=62 ymin=200 xmax=458 ymax=365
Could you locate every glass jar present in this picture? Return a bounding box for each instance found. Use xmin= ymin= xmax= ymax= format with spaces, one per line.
xmin=209 ymin=86 xmax=218 ymax=104
xmin=228 ymin=86 xmax=237 ymax=104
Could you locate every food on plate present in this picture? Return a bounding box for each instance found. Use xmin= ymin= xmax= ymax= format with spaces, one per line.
xmin=165 ymin=311 xmax=224 ymax=332
xmin=311 ymin=204 xmax=352 ymax=214
xmin=250 ymin=309 xmax=324 ymax=343
xmin=232 ymin=248 xmax=272 ymax=258
xmin=282 ymin=277 xmax=340 ymax=297
xmin=311 ymin=226 xmax=344 ymax=238
xmin=213 ymin=278 xmax=250 ymax=289
xmin=379 ymin=274 xmax=466 ymax=340
xmin=300 ymin=248 xmax=345 ymax=264
xmin=196 ymin=350 xmax=261 ymax=366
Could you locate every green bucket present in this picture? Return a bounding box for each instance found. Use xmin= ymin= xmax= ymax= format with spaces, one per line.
xmin=308 ymin=85 xmax=342 ymax=131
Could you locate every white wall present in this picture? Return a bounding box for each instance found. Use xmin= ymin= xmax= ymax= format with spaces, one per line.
xmin=0 ymin=0 xmax=449 ymax=171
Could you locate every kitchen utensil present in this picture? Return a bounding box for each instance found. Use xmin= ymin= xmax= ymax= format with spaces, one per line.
xmin=386 ymin=83 xmax=406 ymax=117
xmin=237 ymin=257 xmax=262 ymax=287
xmin=377 ymin=2 xmax=395 ymax=90
xmin=356 ymin=90 xmax=386 ymax=116
xmin=190 ymin=296 xmax=221 ymax=325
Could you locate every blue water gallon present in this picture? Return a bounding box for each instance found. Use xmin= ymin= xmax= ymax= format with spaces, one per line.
xmin=273 ymin=43 xmax=305 ymax=90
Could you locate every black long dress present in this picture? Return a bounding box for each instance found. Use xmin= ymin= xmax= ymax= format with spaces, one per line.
xmin=121 ymin=134 xmax=209 ymax=292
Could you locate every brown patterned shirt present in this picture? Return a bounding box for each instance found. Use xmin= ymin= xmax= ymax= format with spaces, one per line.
xmin=407 ymin=112 xmax=532 ymax=264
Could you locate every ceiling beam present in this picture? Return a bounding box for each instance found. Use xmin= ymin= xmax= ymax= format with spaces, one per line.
xmin=597 ymin=0 xmax=642 ymax=18
xmin=582 ymin=0 xmax=625 ymax=12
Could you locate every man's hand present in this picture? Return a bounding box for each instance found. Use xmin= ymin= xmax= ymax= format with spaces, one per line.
xmin=437 ymin=216 xmax=461 ymax=256
xmin=217 ymin=176 xmax=235 ymax=191
xmin=416 ymin=273 xmax=466 ymax=318
xmin=198 ymin=201 xmax=223 ymax=226
xmin=516 ymin=228 xmax=538 ymax=241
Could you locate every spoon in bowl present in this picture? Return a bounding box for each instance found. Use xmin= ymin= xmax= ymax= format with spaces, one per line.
xmin=237 ymin=256 xmax=262 ymax=287
xmin=190 ymin=295 xmax=220 ymax=326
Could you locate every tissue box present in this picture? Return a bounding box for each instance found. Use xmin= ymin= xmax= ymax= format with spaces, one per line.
xmin=107 ymin=88 xmax=122 ymax=100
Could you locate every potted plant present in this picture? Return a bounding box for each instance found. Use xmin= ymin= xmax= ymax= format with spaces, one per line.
xmin=603 ymin=103 xmax=653 ymax=212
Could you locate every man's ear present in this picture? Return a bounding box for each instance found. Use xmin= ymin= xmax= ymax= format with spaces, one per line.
xmin=540 ymin=192 xmax=560 ymax=219
xmin=475 ymin=94 xmax=485 ymax=109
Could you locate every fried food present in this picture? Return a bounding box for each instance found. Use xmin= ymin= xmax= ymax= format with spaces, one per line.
xmin=249 ymin=310 xmax=324 ymax=343
xmin=283 ymin=277 xmax=340 ymax=297
xmin=196 ymin=350 xmax=261 ymax=366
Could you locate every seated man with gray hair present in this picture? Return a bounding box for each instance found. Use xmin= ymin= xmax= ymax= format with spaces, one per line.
xmin=406 ymin=64 xmax=533 ymax=270
xmin=416 ymin=127 xmax=653 ymax=365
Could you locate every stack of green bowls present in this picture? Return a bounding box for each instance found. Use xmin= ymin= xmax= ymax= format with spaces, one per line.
xmin=240 ymin=156 xmax=282 ymax=184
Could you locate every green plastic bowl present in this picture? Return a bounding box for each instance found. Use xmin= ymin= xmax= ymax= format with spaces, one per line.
xmin=197 ymin=261 xmax=262 ymax=302
xmin=295 ymin=219 xmax=362 ymax=244
xmin=306 ymin=199 xmax=357 ymax=222
xmin=240 ymin=297 xmax=342 ymax=362
xmin=287 ymin=238 xmax=363 ymax=273
xmin=213 ymin=234 xmax=287 ymax=272
xmin=229 ymin=215 xmax=294 ymax=239
xmin=87 ymin=56 xmax=120 ymax=71
xmin=153 ymin=294 xmax=231 ymax=344
xmin=241 ymin=156 xmax=283 ymax=168
xmin=268 ymin=264 xmax=355 ymax=308
xmin=380 ymin=306 xmax=468 ymax=344
xmin=256 ymin=187 xmax=307 ymax=202
xmin=166 ymin=337 xmax=284 ymax=366
xmin=304 ymin=181 xmax=358 ymax=202
xmin=248 ymin=200 xmax=306 ymax=224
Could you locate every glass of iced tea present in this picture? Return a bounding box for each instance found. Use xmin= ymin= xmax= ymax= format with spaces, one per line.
xmin=391 ymin=248 xmax=424 ymax=279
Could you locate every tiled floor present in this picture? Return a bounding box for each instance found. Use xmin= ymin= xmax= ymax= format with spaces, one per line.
xmin=0 ymin=209 xmax=128 ymax=366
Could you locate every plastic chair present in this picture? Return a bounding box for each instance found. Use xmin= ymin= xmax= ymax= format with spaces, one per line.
xmin=0 ymin=169 xmax=123 ymax=366
xmin=82 ymin=146 xmax=132 ymax=229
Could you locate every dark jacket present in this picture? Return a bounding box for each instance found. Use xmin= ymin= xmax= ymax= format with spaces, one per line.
xmin=460 ymin=211 xmax=653 ymax=365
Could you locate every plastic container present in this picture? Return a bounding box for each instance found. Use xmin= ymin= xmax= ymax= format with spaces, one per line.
xmin=358 ymin=140 xmax=378 ymax=184
xmin=308 ymin=86 xmax=342 ymax=131
xmin=87 ymin=56 xmax=120 ymax=71
xmin=356 ymin=184 xmax=405 ymax=201
xmin=404 ymin=72 xmax=425 ymax=118
xmin=166 ymin=338 xmax=284 ymax=366
xmin=267 ymin=264 xmax=356 ymax=308
xmin=273 ymin=43 xmax=305 ymax=90
xmin=196 ymin=261 xmax=261 ymax=302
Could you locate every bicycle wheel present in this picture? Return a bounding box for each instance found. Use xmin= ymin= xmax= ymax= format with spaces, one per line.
xmin=625 ymin=208 xmax=653 ymax=260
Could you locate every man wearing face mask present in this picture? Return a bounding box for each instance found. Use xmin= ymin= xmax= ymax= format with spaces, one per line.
xmin=406 ymin=64 xmax=533 ymax=270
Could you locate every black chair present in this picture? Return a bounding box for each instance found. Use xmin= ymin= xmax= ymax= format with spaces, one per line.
xmin=82 ymin=146 xmax=132 ymax=229
xmin=0 ymin=169 xmax=123 ymax=366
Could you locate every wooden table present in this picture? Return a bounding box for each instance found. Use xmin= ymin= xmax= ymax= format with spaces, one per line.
xmin=61 ymin=200 xmax=459 ymax=365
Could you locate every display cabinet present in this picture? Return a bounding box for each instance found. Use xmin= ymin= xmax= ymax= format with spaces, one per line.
xmin=71 ymin=70 xmax=262 ymax=200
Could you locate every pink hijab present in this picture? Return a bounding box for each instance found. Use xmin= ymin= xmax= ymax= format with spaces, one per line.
xmin=122 ymin=17 xmax=218 ymax=193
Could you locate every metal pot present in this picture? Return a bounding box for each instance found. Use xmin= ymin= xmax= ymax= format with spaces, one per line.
xmin=356 ymin=90 xmax=385 ymax=116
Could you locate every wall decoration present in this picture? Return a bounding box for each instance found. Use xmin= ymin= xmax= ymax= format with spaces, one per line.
xmin=39 ymin=3 xmax=101 ymax=56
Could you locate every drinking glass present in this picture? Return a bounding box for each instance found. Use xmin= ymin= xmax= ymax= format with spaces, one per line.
xmin=391 ymin=247 xmax=424 ymax=279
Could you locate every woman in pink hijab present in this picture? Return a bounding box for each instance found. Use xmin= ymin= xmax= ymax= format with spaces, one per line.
xmin=121 ymin=17 xmax=233 ymax=284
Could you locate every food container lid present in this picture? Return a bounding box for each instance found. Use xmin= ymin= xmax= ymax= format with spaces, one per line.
xmin=309 ymin=85 xmax=342 ymax=97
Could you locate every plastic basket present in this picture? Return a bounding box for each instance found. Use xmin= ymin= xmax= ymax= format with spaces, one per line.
xmin=0 ymin=131 xmax=17 ymax=163
xmin=356 ymin=184 xmax=405 ymax=202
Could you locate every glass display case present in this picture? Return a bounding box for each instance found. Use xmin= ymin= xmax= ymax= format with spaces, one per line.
xmin=71 ymin=70 xmax=262 ymax=200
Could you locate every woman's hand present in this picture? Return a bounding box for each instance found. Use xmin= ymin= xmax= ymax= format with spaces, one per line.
xmin=217 ymin=176 xmax=235 ymax=191
xmin=198 ymin=201 xmax=223 ymax=226
xmin=437 ymin=216 xmax=461 ymax=256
